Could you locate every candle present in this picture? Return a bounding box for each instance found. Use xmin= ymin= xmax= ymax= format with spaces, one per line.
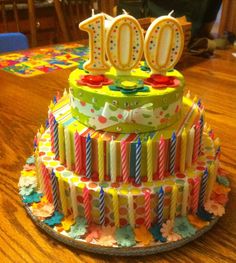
xmin=83 ymin=186 xmax=91 ymax=224
xmin=70 ymin=182 xmax=78 ymax=219
xmin=181 ymin=179 xmax=189 ymax=216
xmin=58 ymin=123 xmax=65 ymax=164
xmin=198 ymin=168 xmax=209 ymax=209
xmin=56 ymin=172 xmax=68 ymax=216
xmin=192 ymin=177 xmax=200 ymax=214
xmin=79 ymin=13 xmax=110 ymax=74
xmin=144 ymin=190 xmax=151 ymax=229
xmin=192 ymin=122 xmax=201 ymax=163
xmin=170 ymin=184 xmax=178 ymax=221
xmin=135 ymin=137 xmax=142 ymax=185
xmin=74 ymin=131 xmax=83 ymax=174
xmin=128 ymin=192 xmax=135 ymax=227
xmin=39 ymin=124 xmax=44 ymax=134
xmin=144 ymin=11 xmax=184 ymax=74
xmin=98 ymin=135 xmax=104 ymax=182
xmin=86 ymin=133 xmax=92 ymax=179
xmin=99 ymin=187 xmax=105 ymax=225
xmin=180 ymin=128 xmax=187 ymax=173
xmin=53 ymin=118 xmax=59 ymax=159
xmin=146 ymin=136 xmax=153 ymax=182
xmin=157 ymin=187 xmax=164 ymax=226
xmin=186 ymin=125 xmax=195 ymax=168
xmin=206 ymin=163 xmax=216 ymax=201
xmin=199 ymin=114 xmax=204 ymax=154
xmin=50 ymin=169 xmax=60 ymax=211
xmin=111 ymin=189 xmax=119 ymax=227
xmin=42 ymin=164 xmax=53 ymax=203
xmin=64 ymin=127 xmax=72 ymax=170
xmin=48 ymin=112 xmax=55 ymax=152
xmin=169 ymin=131 xmax=177 ymax=175
xmin=110 ymin=137 xmax=117 ymax=183
xmin=121 ymin=139 xmax=129 ymax=183
xmin=159 ymin=135 xmax=166 ymax=180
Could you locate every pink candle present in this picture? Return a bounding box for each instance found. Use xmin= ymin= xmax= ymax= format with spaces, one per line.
xmin=49 ymin=112 xmax=55 ymax=152
xmin=74 ymin=131 xmax=83 ymax=174
xmin=121 ymin=140 xmax=129 ymax=183
xmin=158 ymin=135 xmax=166 ymax=180
xmin=144 ymin=190 xmax=151 ymax=229
xmin=191 ymin=177 xmax=200 ymax=214
xmin=41 ymin=164 xmax=53 ymax=203
xmin=192 ymin=122 xmax=200 ymax=163
xmin=83 ymin=186 xmax=91 ymax=224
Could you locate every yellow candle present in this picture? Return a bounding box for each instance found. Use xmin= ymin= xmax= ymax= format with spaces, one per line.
xmin=58 ymin=123 xmax=65 ymax=164
xmin=109 ymin=137 xmax=117 ymax=183
xmin=186 ymin=126 xmax=195 ymax=168
xmin=181 ymin=180 xmax=189 ymax=216
xmin=70 ymin=182 xmax=78 ymax=219
xmin=98 ymin=135 xmax=104 ymax=182
xmin=146 ymin=137 xmax=153 ymax=182
xmin=111 ymin=189 xmax=119 ymax=227
xmin=170 ymin=184 xmax=178 ymax=221
xmin=206 ymin=162 xmax=216 ymax=201
xmin=57 ymin=173 xmax=68 ymax=216
xmin=180 ymin=128 xmax=187 ymax=173
xmin=128 ymin=192 xmax=135 ymax=227
xmin=64 ymin=127 xmax=72 ymax=170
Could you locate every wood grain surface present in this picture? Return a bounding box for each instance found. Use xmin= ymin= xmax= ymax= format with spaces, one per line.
xmin=0 ymin=47 xmax=236 ymax=263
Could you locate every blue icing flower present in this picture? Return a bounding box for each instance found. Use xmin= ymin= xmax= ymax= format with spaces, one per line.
xmin=26 ymin=156 xmax=35 ymax=165
xmin=44 ymin=211 xmax=64 ymax=227
xmin=115 ymin=225 xmax=136 ymax=247
xmin=19 ymin=186 xmax=35 ymax=196
xmin=217 ymin=176 xmax=230 ymax=187
xmin=149 ymin=225 xmax=167 ymax=242
xmin=140 ymin=61 xmax=151 ymax=72
xmin=22 ymin=192 xmax=42 ymax=204
xmin=174 ymin=217 xmax=197 ymax=238
xmin=68 ymin=217 xmax=87 ymax=239
xmin=197 ymin=208 xmax=214 ymax=221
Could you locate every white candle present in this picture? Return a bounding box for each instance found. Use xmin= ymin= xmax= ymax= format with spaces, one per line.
xmin=70 ymin=182 xmax=78 ymax=219
xmin=128 ymin=192 xmax=135 ymax=227
xmin=186 ymin=125 xmax=195 ymax=168
xmin=181 ymin=179 xmax=189 ymax=216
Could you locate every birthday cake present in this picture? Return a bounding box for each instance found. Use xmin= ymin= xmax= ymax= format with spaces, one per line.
xmin=19 ymin=12 xmax=230 ymax=253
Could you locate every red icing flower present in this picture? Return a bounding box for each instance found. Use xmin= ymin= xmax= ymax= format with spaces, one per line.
xmin=144 ymin=74 xmax=180 ymax=89
xmin=77 ymin=74 xmax=113 ymax=88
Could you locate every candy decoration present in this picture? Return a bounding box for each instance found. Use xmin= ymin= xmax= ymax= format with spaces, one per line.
xmin=111 ymin=189 xmax=119 ymax=227
xmin=158 ymin=135 xmax=166 ymax=180
xmin=169 ymin=132 xmax=177 ymax=175
xmin=83 ymin=186 xmax=91 ymax=224
xmin=170 ymin=184 xmax=178 ymax=221
xmin=53 ymin=118 xmax=59 ymax=159
xmin=180 ymin=128 xmax=187 ymax=173
xmin=99 ymin=187 xmax=105 ymax=225
xmin=144 ymin=190 xmax=151 ymax=229
xmin=198 ymin=168 xmax=209 ymax=209
xmin=121 ymin=139 xmax=129 ymax=183
xmin=98 ymin=135 xmax=104 ymax=182
xmin=192 ymin=123 xmax=201 ymax=163
xmin=128 ymin=192 xmax=135 ymax=227
xmin=192 ymin=177 xmax=200 ymax=214
xmin=157 ymin=187 xmax=164 ymax=226
xmin=146 ymin=136 xmax=153 ymax=182
xmin=206 ymin=162 xmax=216 ymax=201
xmin=48 ymin=112 xmax=55 ymax=152
xmin=86 ymin=133 xmax=92 ymax=179
xmin=181 ymin=179 xmax=189 ymax=216
xmin=186 ymin=125 xmax=195 ymax=168
xmin=74 ymin=131 xmax=83 ymax=174
xmin=50 ymin=169 xmax=60 ymax=211
xmin=110 ymin=137 xmax=117 ymax=183
xmin=135 ymin=137 xmax=142 ymax=185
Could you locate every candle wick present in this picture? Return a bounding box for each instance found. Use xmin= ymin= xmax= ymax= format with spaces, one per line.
xmin=92 ymin=9 xmax=95 ymax=16
xmin=168 ymin=10 xmax=174 ymax=16
xmin=122 ymin=9 xmax=128 ymax=15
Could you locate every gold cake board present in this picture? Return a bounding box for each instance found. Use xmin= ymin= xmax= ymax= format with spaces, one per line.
xmin=23 ymin=204 xmax=219 ymax=256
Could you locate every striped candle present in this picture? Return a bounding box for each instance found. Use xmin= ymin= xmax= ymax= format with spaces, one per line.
xmin=157 ymin=187 xmax=164 ymax=226
xmin=83 ymin=186 xmax=91 ymax=224
xmin=144 ymin=190 xmax=151 ymax=229
xmin=99 ymin=187 xmax=105 ymax=225
xmin=53 ymin=118 xmax=59 ymax=159
xmin=186 ymin=125 xmax=195 ymax=168
xmin=50 ymin=169 xmax=60 ymax=210
xmin=198 ymin=168 xmax=209 ymax=209
xmin=192 ymin=177 xmax=200 ymax=214
xmin=121 ymin=139 xmax=129 ymax=183
xmin=49 ymin=112 xmax=55 ymax=152
xmin=112 ymin=189 xmax=119 ymax=227
xmin=159 ymin=135 xmax=166 ymax=180
xmin=180 ymin=128 xmax=187 ymax=173
xmin=74 ymin=131 xmax=83 ymax=174
xmin=110 ymin=137 xmax=117 ymax=183
xmin=192 ymin=123 xmax=201 ymax=163
xmin=170 ymin=184 xmax=178 ymax=221
xmin=86 ymin=133 xmax=92 ymax=179
xmin=128 ymin=192 xmax=135 ymax=227
xmin=169 ymin=132 xmax=177 ymax=175
xmin=135 ymin=137 xmax=142 ymax=185
xmin=199 ymin=114 xmax=204 ymax=154
xmin=70 ymin=182 xmax=78 ymax=219
xmin=42 ymin=164 xmax=53 ymax=203
xmin=206 ymin=162 xmax=216 ymax=201
xmin=98 ymin=135 xmax=104 ymax=182
xmin=181 ymin=179 xmax=189 ymax=216
xmin=147 ymin=136 xmax=153 ymax=182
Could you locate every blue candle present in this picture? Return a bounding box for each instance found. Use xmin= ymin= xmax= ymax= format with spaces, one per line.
xmin=135 ymin=137 xmax=142 ymax=185
xmin=198 ymin=168 xmax=209 ymax=209
xmin=169 ymin=132 xmax=177 ymax=175
xmin=99 ymin=187 xmax=105 ymax=225
xmin=157 ymin=186 xmax=164 ymax=226
xmin=86 ymin=133 xmax=92 ymax=178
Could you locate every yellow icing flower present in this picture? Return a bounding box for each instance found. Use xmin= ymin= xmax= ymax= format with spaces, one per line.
xmin=187 ymin=214 xmax=209 ymax=229
xmin=213 ymin=182 xmax=230 ymax=195
xmin=134 ymin=225 xmax=154 ymax=246
xmin=61 ymin=215 xmax=75 ymax=231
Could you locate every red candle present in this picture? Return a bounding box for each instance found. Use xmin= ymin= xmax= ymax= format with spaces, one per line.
xmin=191 ymin=177 xmax=200 ymax=214
xmin=144 ymin=190 xmax=151 ymax=229
xmin=192 ymin=122 xmax=200 ymax=163
xmin=74 ymin=131 xmax=83 ymax=174
xmin=41 ymin=164 xmax=53 ymax=203
xmin=121 ymin=140 xmax=129 ymax=183
xmin=83 ymin=186 xmax=91 ymax=224
xmin=158 ymin=135 xmax=166 ymax=180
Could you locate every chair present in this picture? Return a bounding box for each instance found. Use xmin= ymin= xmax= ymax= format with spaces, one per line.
xmin=0 ymin=32 xmax=28 ymax=53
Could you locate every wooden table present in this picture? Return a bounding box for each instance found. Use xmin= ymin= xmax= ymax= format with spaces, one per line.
xmin=0 ymin=47 xmax=236 ymax=263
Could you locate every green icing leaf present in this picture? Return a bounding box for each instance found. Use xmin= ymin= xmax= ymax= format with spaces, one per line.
xmin=162 ymin=105 xmax=169 ymax=110
xmin=142 ymin=114 xmax=151 ymax=118
xmin=109 ymin=104 xmax=117 ymax=111
xmin=165 ymin=113 xmax=170 ymax=118
xmin=109 ymin=116 xmax=118 ymax=122
xmin=93 ymin=104 xmax=101 ymax=111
